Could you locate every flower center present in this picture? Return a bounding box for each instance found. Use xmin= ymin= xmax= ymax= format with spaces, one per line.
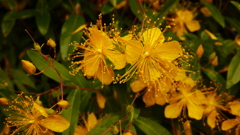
xmin=144 ymin=51 xmax=150 ymax=57
xmin=97 ymin=49 xmax=102 ymax=53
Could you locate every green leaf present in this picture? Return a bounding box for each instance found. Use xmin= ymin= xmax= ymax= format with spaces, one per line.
xmin=12 ymin=69 xmax=36 ymax=89
xmin=227 ymin=49 xmax=240 ymax=89
xmin=201 ymin=1 xmax=225 ymax=27
xmin=231 ymin=1 xmax=240 ymax=10
xmin=2 ymin=0 xmax=16 ymax=11
xmin=60 ymin=15 xmax=84 ymax=60
xmin=1 ymin=10 xmax=36 ymax=37
xmin=1 ymin=12 xmax=15 ymax=37
xmin=134 ymin=116 xmax=171 ymax=135
xmin=101 ymin=2 xmax=115 ymax=14
xmin=27 ymin=50 xmax=87 ymax=87
xmin=88 ymin=115 xmax=121 ymax=135
xmin=36 ymin=0 xmax=51 ymax=35
xmin=62 ymin=89 xmax=81 ymax=135
xmin=157 ymin=0 xmax=180 ymax=23
xmin=225 ymin=17 xmax=240 ymax=34
xmin=202 ymin=69 xmax=226 ymax=92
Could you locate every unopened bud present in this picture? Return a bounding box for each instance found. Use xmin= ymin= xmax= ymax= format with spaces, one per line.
xmin=235 ymin=35 xmax=240 ymax=47
xmin=110 ymin=125 xmax=119 ymax=135
xmin=0 ymin=97 xmax=8 ymax=106
xmin=35 ymin=100 xmax=42 ymax=105
xmin=46 ymin=38 xmax=56 ymax=48
xmin=21 ymin=60 xmax=36 ymax=75
xmin=57 ymin=100 xmax=69 ymax=108
xmin=126 ymin=105 xmax=134 ymax=114
xmin=34 ymin=43 xmax=41 ymax=51
xmin=46 ymin=108 xmax=55 ymax=115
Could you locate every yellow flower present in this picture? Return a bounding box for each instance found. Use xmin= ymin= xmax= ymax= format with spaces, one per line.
xmin=70 ymin=25 xmax=126 ymax=85
xmin=5 ymin=94 xmax=70 ymax=135
xmin=172 ymin=9 xmax=200 ymax=40
xmin=222 ymin=100 xmax=240 ymax=131
xmin=118 ymin=27 xmax=182 ymax=86
xmin=203 ymin=92 xmax=226 ymax=129
xmin=164 ymin=83 xmax=205 ymax=120
xmin=130 ymin=77 xmax=171 ymax=107
xmin=74 ymin=113 xmax=98 ymax=135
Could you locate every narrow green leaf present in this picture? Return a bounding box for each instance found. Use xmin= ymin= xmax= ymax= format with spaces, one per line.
xmin=88 ymin=115 xmax=121 ymax=135
xmin=1 ymin=12 xmax=16 ymax=37
xmin=201 ymin=1 xmax=225 ymax=27
xmin=60 ymin=15 xmax=84 ymax=60
xmin=225 ymin=17 xmax=240 ymax=34
xmin=101 ymin=2 xmax=115 ymax=14
xmin=231 ymin=1 xmax=240 ymax=10
xmin=227 ymin=49 xmax=240 ymax=89
xmin=134 ymin=116 xmax=171 ymax=135
xmin=62 ymin=89 xmax=81 ymax=135
xmin=27 ymin=50 xmax=87 ymax=87
xmin=36 ymin=0 xmax=51 ymax=35
xmin=202 ymin=69 xmax=226 ymax=92
xmin=2 ymin=10 xmax=36 ymax=37
xmin=12 ymin=69 xmax=36 ymax=89
xmin=2 ymin=0 xmax=16 ymax=11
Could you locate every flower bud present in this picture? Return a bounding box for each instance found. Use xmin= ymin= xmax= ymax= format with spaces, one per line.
xmin=21 ymin=60 xmax=36 ymax=75
xmin=46 ymin=108 xmax=55 ymax=115
xmin=46 ymin=38 xmax=56 ymax=48
xmin=0 ymin=97 xmax=8 ymax=106
xmin=110 ymin=125 xmax=119 ymax=135
xmin=57 ymin=100 xmax=69 ymax=108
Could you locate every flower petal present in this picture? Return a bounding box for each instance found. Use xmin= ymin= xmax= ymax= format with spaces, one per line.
xmin=105 ymin=50 xmax=126 ymax=69
xmin=96 ymin=91 xmax=106 ymax=109
xmin=142 ymin=27 xmax=165 ymax=50
xmin=164 ymin=101 xmax=183 ymax=118
xmin=87 ymin=112 xmax=98 ymax=130
xmin=40 ymin=115 xmax=70 ymax=132
xmin=187 ymin=102 xmax=203 ymax=120
xmin=117 ymin=37 xmax=142 ymax=65
xmin=74 ymin=126 xmax=88 ymax=135
xmin=207 ymin=110 xmax=218 ymax=129
xmin=186 ymin=20 xmax=200 ymax=32
xmin=83 ymin=54 xmax=101 ymax=77
xmin=130 ymin=80 xmax=147 ymax=93
xmin=222 ymin=118 xmax=240 ymax=131
xmin=96 ymin=65 xmax=114 ymax=85
xmin=143 ymin=89 xmax=156 ymax=107
xmin=154 ymin=41 xmax=182 ymax=62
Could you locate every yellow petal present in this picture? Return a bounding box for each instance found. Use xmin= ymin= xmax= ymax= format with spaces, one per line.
xmin=183 ymin=120 xmax=192 ymax=135
xmin=164 ymin=101 xmax=183 ymax=118
xmin=154 ymin=41 xmax=182 ymax=62
xmin=130 ymin=80 xmax=147 ymax=93
xmin=205 ymin=29 xmax=218 ymax=40
xmin=40 ymin=115 xmax=70 ymax=132
xmin=187 ymin=102 xmax=203 ymax=120
xmin=117 ymin=37 xmax=143 ymax=65
xmin=143 ymin=89 xmax=155 ymax=107
xmin=207 ymin=110 xmax=218 ymax=129
xmin=87 ymin=113 xmax=98 ymax=131
xmin=186 ymin=20 xmax=200 ymax=32
xmin=74 ymin=125 xmax=88 ymax=135
xmin=105 ymin=50 xmax=126 ymax=69
xmin=83 ymin=54 xmax=100 ymax=77
xmin=142 ymin=27 xmax=165 ymax=50
xmin=33 ymin=102 xmax=48 ymax=118
xmin=88 ymin=28 xmax=110 ymax=48
xmin=229 ymin=100 xmax=240 ymax=116
xmin=200 ymin=7 xmax=212 ymax=17
xmin=196 ymin=44 xmax=204 ymax=59
xmin=96 ymin=91 xmax=106 ymax=109
xmin=222 ymin=119 xmax=240 ymax=131
xmin=96 ymin=65 xmax=114 ymax=85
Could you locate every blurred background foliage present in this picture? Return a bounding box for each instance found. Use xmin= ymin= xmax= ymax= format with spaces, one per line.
xmin=1 ymin=0 xmax=240 ymax=134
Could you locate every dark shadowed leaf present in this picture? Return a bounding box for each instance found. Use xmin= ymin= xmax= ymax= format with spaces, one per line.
xmin=134 ymin=116 xmax=171 ymax=135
